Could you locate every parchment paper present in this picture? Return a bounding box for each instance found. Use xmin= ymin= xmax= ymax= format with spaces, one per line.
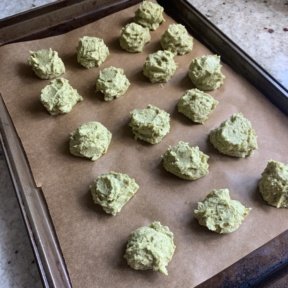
xmin=1 ymin=3 xmax=288 ymax=288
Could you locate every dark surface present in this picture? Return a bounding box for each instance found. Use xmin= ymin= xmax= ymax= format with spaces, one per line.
xmin=0 ymin=0 xmax=142 ymax=44
xmin=197 ymin=230 xmax=288 ymax=287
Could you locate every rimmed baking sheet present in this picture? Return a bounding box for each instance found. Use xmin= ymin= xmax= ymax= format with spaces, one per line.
xmin=0 ymin=1 xmax=288 ymax=287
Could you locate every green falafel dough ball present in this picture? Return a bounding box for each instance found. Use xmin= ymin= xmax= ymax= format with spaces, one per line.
xmin=177 ymin=88 xmax=218 ymax=123
xmin=28 ymin=48 xmax=65 ymax=79
xmin=134 ymin=1 xmax=165 ymax=31
xmin=129 ymin=105 xmax=170 ymax=144
xmin=209 ymin=113 xmax=258 ymax=158
xmin=259 ymin=160 xmax=288 ymax=208
xmin=96 ymin=66 xmax=130 ymax=101
xmin=77 ymin=36 xmax=109 ymax=69
xmin=143 ymin=50 xmax=177 ymax=83
xmin=194 ymin=189 xmax=251 ymax=234
xmin=161 ymin=24 xmax=193 ymax=55
xmin=162 ymin=141 xmax=209 ymax=180
xmin=69 ymin=121 xmax=112 ymax=161
xmin=188 ymin=55 xmax=225 ymax=91
xmin=120 ymin=22 xmax=151 ymax=53
xmin=40 ymin=78 xmax=83 ymax=115
xmin=90 ymin=172 xmax=139 ymax=215
xmin=124 ymin=221 xmax=175 ymax=275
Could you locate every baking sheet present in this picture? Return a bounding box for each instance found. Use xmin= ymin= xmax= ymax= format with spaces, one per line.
xmin=0 ymin=3 xmax=288 ymax=287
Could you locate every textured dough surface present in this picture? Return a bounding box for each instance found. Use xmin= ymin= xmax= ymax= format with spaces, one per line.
xmin=40 ymin=78 xmax=83 ymax=115
xmin=28 ymin=48 xmax=65 ymax=79
xmin=209 ymin=113 xmax=258 ymax=158
xmin=77 ymin=36 xmax=109 ymax=69
xmin=188 ymin=55 xmax=225 ymax=91
xmin=143 ymin=50 xmax=177 ymax=83
xmin=119 ymin=22 xmax=151 ymax=53
xmin=161 ymin=24 xmax=193 ymax=55
xmin=162 ymin=141 xmax=209 ymax=180
xmin=194 ymin=189 xmax=251 ymax=234
xmin=259 ymin=160 xmax=288 ymax=208
xmin=69 ymin=121 xmax=112 ymax=161
xmin=134 ymin=1 xmax=165 ymax=31
xmin=177 ymin=88 xmax=218 ymax=123
xmin=129 ymin=104 xmax=170 ymax=144
xmin=90 ymin=172 xmax=139 ymax=215
xmin=96 ymin=66 xmax=130 ymax=101
xmin=124 ymin=221 xmax=175 ymax=275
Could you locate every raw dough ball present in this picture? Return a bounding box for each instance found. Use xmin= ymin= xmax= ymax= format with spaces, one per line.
xmin=96 ymin=66 xmax=130 ymax=101
xmin=134 ymin=1 xmax=165 ymax=31
xmin=129 ymin=104 xmax=170 ymax=144
xmin=77 ymin=36 xmax=109 ymax=69
xmin=28 ymin=48 xmax=65 ymax=79
xmin=162 ymin=141 xmax=209 ymax=180
xmin=188 ymin=55 xmax=225 ymax=91
xmin=69 ymin=121 xmax=112 ymax=161
xmin=119 ymin=22 xmax=151 ymax=53
xmin=124 ymin=221 xmax=175 ymax=275
xmin=177 ymin=88 xmax=218 ymax=123
xmin=194 ymin=189 xmax=251 ymax=234
xmin=90 ymin=172 xmax=139 ymax=215
xmin=143 ymin=50 xmax=177 ymax=83
xmin=161 ymin=24 xmax=193 ymax=55
xmin=259 ymin=160 xmax=288 ymax=208
xmin=40 ymin=78 xmax=83 ymax=115
xmin=209 ymin=113 xmax=258 ymax=158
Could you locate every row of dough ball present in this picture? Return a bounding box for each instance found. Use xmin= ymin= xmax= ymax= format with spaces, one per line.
xmin=38 ymin=67 xmax=131 ymax=116
xmin=27 ymin=3 xmax=224 ymax=115
xmin=28 ymin=45 xmax=224 ymax=90
xmin=27 ymin=3 xmax=224 ymax=89
xmin=38 ymin=75 xmax=219 ymax=126
xmin=89 ymin=157 xmax=288 ymax=275
xmin=27 ymin=19 xmax=194 ymax=78
xmin=91 ymin=186 xmax=245 ymax=275
xmin=119 ymin=20 xmax=193 ymax=55
xmin=33 ymin=53 xmax=224 ymax=115
xmin=25 ymin=0 xmax=165 ymax=78
xmin=69 ymin=109 xmax=257 ymax=164
xmin=91 ymin=171 xmax=251 ymax=229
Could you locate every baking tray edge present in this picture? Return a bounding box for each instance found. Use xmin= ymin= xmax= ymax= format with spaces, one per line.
xmin=0 ymin=95 xmax=71 ymax=288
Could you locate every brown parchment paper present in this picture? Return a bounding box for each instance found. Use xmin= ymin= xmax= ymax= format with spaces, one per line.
xmin=1 ymin=3 xmax=288 ymax=288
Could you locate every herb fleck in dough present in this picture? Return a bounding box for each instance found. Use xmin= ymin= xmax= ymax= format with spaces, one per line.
xmin=194 ymin=189 xmax=251 ymax=234
xmin=259 ymin=160 xmax=288 ymax=208
xmin=188 ymin=55 xmax=225 ymax=91
xmin=90 ymin=172 xmax=139 ymax=215
xmin=134 ymin=1 xmax=165 ymax=31
xmin=209 ymin=113 xmax=258 ymax=158
xmin=124 ymin=221 xmax=175 ymax=275
xmin=96 ymin=66 xmax=130 ymax=101
xmin=129 ymin=105 xmax=170 ymax=144
xmin=77 ymin=36 xmax=109 ymax=69
xmin=161 ymin=24 xmax=193 ymax=55
xmin=40 ymin=78 xmax=83 ymax=115
xmin=143 ymin=50 xmax=177 ymax=83
xmin=69 ymin=121 xmax=112 ymax=161
xmin=119 ymin=22 xmax=151 ymax=53
xmin=177 ymin=88 xmax=218 ymax=123
xmin=28 ymin=48 xmax=65 ymax=79
xmin=162 ymin=141 xmax=209 ymax=180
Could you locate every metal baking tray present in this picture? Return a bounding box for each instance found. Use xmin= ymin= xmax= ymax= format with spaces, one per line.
xmin=0 ymin=1 xmax=287 ymax=287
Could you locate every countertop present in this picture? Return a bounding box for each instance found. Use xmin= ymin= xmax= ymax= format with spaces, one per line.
xmin=0 ymin=1 xmax=287 ymax=287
